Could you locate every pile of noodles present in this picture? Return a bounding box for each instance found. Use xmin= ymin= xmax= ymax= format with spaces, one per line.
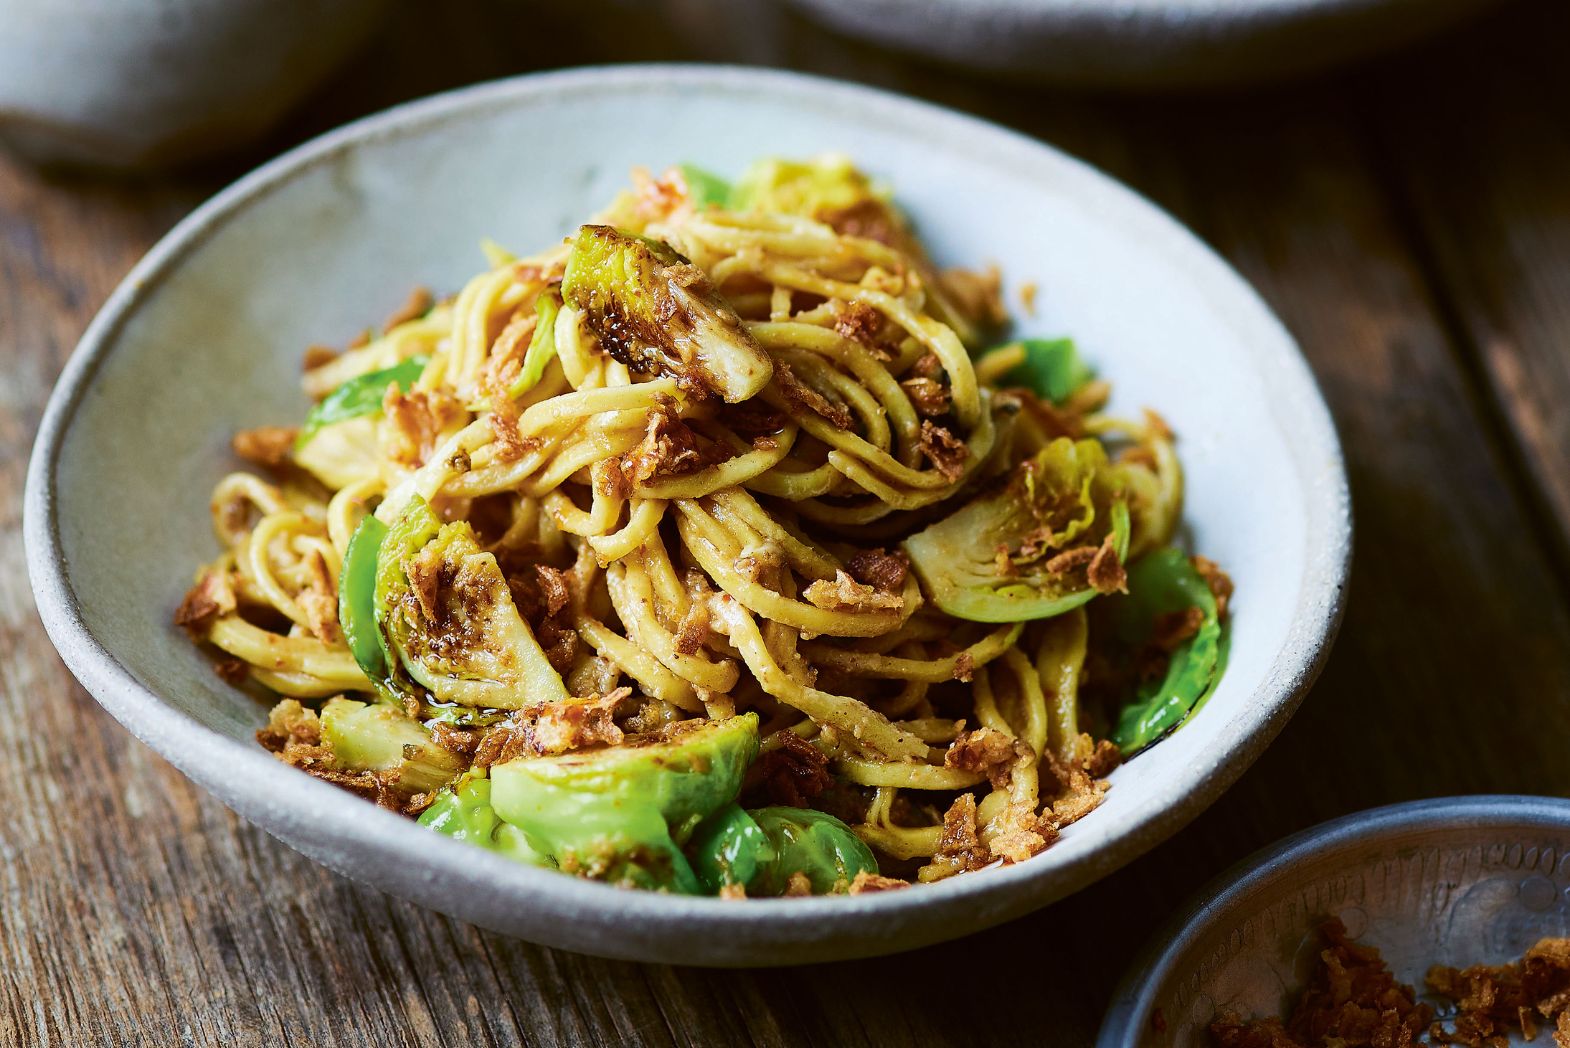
xmin=181 ymin=163 xmax=1183 ymax=883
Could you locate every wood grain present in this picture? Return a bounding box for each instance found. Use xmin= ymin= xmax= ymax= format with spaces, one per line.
xmin=1365 ymin=1 xmax=1570 ymax=583
xmin=5 ymin=1 xmax=1570 ymax=1044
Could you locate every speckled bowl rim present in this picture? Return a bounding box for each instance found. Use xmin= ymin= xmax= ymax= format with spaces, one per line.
xmin=24 ymin=63 xmax=1351 ymax=965
xmin=1098 ymin=795 xmax=1570 ymax=1046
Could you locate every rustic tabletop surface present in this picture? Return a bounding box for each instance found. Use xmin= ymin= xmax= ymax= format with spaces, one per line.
xmin=5 ymin=0 xmax=1570 ymax=1044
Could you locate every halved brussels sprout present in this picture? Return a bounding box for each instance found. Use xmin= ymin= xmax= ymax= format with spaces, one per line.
xmin=1108 ymin=548 xmax=1224 ymax=756
xmin=320 ymin=696 xmax=462 ymax=795
xmin=561 ymin=225 xmax=773 ymax=403
xmin=688 ymin=803 xmax=878 ymax=897
xmin=418 ymin=773 xmax=555 ymax=868
xmin=902 ymin=438 xmax=1131 ymax=623
xmin=375 ymin=498 xmax=568 ymax=709
xmin=489 ymin=714 xmax=760 ymax=893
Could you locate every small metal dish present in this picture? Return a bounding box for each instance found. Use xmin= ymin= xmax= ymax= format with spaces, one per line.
xmin=1100 ymin=796 xmax=1570 ymax=1047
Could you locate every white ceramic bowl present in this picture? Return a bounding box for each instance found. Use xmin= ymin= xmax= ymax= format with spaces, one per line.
xmin=1100 ymin=796 xmax=1570 ymax=1047
xmin=25 ymin=64 xmax=1350 ymax=965
xmin=782 ymin=0 xmax=1502 ymax=87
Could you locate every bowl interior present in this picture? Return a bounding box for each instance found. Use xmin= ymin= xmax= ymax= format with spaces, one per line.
xmin=1102 ymin=798 xmax=1570 ymax=1047
xmin=31 ymin=66 xmax=1346 ymax=964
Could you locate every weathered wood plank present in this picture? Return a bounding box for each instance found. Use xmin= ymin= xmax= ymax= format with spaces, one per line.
xmin=5 ymin=1 xmax=1570 ymax=1045
xmin=1365 ymin=0 xmax=1570 ymax=578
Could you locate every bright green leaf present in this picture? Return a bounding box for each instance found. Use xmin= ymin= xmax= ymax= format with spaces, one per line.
xmin=295 ymin=355 xmax=428 ymax=450
xmin=999 ymin=338 xmax=1094 ymax=404
xmin=1108 ymin=548 xmax=1224 ymax=755
xmin=676 ymin=164 xmax=732 ymax=209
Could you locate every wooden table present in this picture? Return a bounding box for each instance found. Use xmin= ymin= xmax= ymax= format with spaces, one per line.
xmin=6 ymin=0 xmax=1570 ymax=1042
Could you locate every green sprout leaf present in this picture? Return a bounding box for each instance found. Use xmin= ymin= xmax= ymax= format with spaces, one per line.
xmin=1108 ymin=548 xmax=1224 ymax=755
xmin=507 ymin=289 xmax=561 ymax=399
xmin=339 ymin=512 xmax=389 ymax=689
xmin=676 ymin=164 xmax=732 ymax=209
xmin=296 ymin=355 xmax=428 ymax=450
xmin=689 ymin=804 xmax=878 ymax=896
xmin=998 ymin=338 xmax=1094 ymax=404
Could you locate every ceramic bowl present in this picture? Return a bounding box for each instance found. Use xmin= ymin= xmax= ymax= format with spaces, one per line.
xmin=0 ymin=0 xmax=387 ymax=168
xmin=25 ymin=64 xmax=1350 ymax=965
xmin=1100 ymin=796 xmax=1570 ymax=1046
xmin=782 ymin=0 xmax=1503 ymax=88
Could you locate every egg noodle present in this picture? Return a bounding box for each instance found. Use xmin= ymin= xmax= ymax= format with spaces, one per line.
xmin=177 ymin=157 xmax=1222 ymax=893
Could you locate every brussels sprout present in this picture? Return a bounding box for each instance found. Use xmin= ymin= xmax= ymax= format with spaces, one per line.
xmin=902 ymin=438 xmax=1131 ymax=623
xmin=688 ymin=804 xmax=878 ymax=897
xmin=489 ymin=714 xmax=760 ymax=893
xmin=993 ymin=338 xmax=1094 ymax=404
xmin=506 ymin=289 xmax=561 ymax=399
xmin=562 ymin=225 xmax=773 ymax=403
xmin=419 ymin=773 xmax=555 ymax=868
xmin=320 ymin=697 xmax=463 ymax=795
xmin=375 ymin=498 xmax=568 ymax=709
xmin=296 ymin=356 xmax=428 ymax=450
xmin=748 ymin=807 xmax=879 ymax=895
xmin=1108 ymin=548 xmax=1224 ymax=756
xmin=686 ymin=803 xmax=767 ymax=893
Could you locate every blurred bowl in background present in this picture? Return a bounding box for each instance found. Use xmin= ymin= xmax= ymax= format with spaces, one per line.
xmin=780 ymin=0 xmax=1505 ymax=88
xmin=0 ymin=0 xmax=389 ymax=169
